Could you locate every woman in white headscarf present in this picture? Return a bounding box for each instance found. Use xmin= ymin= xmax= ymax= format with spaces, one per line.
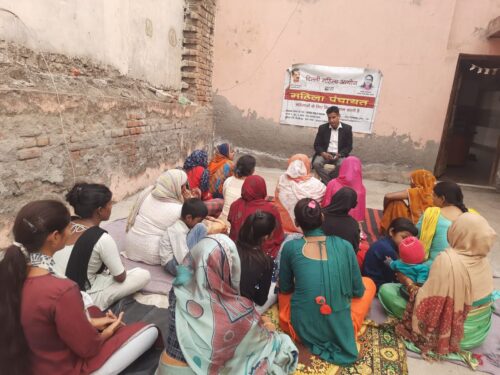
xmin=274 ymin=154 xmax=326 ymax=233
xmin=125 ymin=169 xmax=188 ymax=265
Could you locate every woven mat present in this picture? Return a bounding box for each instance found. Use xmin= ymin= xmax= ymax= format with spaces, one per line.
xmin=361 ymin=208 xmax=383 ymax=245
xmin=263 ymin=304 xmax=408 ymax=375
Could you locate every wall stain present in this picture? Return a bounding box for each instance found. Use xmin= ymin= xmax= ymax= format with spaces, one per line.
xmin=214 ymin=94 xmax=439 ymax=183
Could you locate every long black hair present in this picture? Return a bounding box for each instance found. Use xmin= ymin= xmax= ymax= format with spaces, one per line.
xmin=0 ymin=200 xmax=70 ymax=375
xmin=66 ymin=182 xmax=112 ymax=218
xmin=237 ymin=211 xmax=275 ymax=270
xmin=433 ymin=181 xmax=468 ymax=213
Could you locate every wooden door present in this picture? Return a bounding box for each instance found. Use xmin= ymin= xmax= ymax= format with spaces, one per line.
xmin=434 ymin=60 xmax=463 ymax=177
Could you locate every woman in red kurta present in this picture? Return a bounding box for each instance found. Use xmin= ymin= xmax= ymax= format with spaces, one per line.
xmin=228 ymin=175 xmax=285 ymax=258
xmin=0 ymin=200 xmax=158 ymax=375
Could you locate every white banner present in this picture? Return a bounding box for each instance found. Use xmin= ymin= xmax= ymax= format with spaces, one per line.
xmin=280 ymin=64 xmax=383 ymax=133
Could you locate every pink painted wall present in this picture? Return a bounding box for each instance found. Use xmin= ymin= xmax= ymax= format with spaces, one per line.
xmin=213 ymin=0 xmax=500 ymax=145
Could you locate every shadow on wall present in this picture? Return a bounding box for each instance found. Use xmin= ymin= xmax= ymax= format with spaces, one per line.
xmin=213 ymin=94 xmax=440 ymax=183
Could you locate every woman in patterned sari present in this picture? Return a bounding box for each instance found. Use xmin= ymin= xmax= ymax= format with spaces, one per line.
xmin=156 ymin=234 xmax=298 ymax=375
xmin=208 ymin=143 xmax=235 ymax=198
xmin=380 ymin=169 xmax=436 ymax=233
xmin=379 ymin=213 xmax=496 ymax=366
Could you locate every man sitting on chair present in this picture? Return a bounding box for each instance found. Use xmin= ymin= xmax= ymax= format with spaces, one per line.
xmin=312 ymin=106 xmax=353 ymax=184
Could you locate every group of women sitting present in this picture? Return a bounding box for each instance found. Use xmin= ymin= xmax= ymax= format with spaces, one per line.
xmin=0 ymin=143 xmax=497 ymax=374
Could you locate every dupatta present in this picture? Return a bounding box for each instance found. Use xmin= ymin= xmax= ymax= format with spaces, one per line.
xmin=397 ymin=213 xmax=496 ymax=357
xmin=322 ymin=156 xmax=366 ymax=222
xmin=174 ymin=235 xmax=298 ymax=374
xmin=275 ymin=154 xmax=326 ymax=233
xmin=228 ymin=175 xmax=284 ymax=258
xmin=407 ymin=169 xmax=436 ymax=223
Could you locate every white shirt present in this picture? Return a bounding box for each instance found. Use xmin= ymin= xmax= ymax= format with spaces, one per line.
xmin=158 ymin=219 xmax=190 ymax=266
xmin=53 ymin=233 xmax=125 ymax=286
xmin=327 ymin=123 xmax=342 ymax=153
xmin=221 ymin=176 xmax=246 ymax=223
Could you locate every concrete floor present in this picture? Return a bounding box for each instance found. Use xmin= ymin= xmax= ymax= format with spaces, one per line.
xmin=110 ymin=166 xmax=499 ymax=375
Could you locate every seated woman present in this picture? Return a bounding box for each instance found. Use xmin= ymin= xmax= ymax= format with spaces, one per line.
xmin=125 ymin=169 xmax=188 ymax=265
xmin=220 ymin=154 xmax=256 ymax=223
xmin=380 ymin=169 xmax=436 ymax=233
xmin=208 ymin=143 xmax=235 ymax=199
xmin=362 ymin=218 xmax=418 ymax=290
xmin=418 ymin=181 xmax=469 ymax=262
xmin=279 ymin=198 xmax=376 ymax=366
xmin=322 ymin=187 xmax=360 ymax=251
xmin=237 ymin=211 xmax=275 ymax=306
xmin=322 ymin=156 xmax=366 ymax=226
xmin=156 ymin=235 xmax=298 ymax=375
xmin=379 ymin=213 xmax=496 ymax=362
xmin=0 ymin=200 xmax=158 ymax=375
xmin=183 ymin=149 xmax=211 ymax=200
xmin=275 ymin=154 xmax=326 ymax=233
xmin=228 ymin=175 xmax=285 ymax=259
xmin=54 ymin=183 xmax=150 ymax=310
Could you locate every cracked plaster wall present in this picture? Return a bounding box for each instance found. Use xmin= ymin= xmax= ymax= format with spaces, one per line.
xmin=212 ymin=0 xmax=500 ymax=183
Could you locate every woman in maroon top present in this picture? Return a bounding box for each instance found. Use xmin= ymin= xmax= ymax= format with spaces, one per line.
xmin=228 ymin=175 xmax=285 ymax=259
xmin=0 ymin=200 xmax=158 ymax=375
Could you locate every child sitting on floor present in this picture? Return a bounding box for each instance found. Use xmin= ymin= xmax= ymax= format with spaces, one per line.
xmin=362 ymin=217 xmax=418 ymax=290
xmin=159 ymin=198 xmax=208 ymax=275
xmin=385 ymin=236 xmax=430 ymax=285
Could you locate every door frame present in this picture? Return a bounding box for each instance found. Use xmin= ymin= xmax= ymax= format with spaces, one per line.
xmin=434 ymin=53 xmax=500 ymax=181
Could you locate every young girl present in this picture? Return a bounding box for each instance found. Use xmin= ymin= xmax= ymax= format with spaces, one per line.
xmin=236 ymin=211 xmax=276 ymax=306
xmin=54 ymin=183 xmax=150 ymax=309
xmin=0 ymin=200 xmax=157 ymax=375
xmin=362 ymin=217 xmax=418 ymax=290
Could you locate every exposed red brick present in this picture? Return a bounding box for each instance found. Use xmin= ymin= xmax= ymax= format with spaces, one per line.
xmin=127 ymin=120 xmax=146 ymax=128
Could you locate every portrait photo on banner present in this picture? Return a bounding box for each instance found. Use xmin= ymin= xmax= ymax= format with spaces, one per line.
xmin=280 ymin=64 xmax=383 ymax=133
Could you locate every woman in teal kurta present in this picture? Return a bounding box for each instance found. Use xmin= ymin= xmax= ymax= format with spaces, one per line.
xmin=279 ymin=198 xmax=376 ymax=366
xmin=417 ymin=181 xmax=469 ymax=262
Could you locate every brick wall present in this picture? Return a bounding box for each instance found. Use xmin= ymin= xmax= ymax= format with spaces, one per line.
xmin=0 ymin=29 xmax=214 ymax=231
xmin=182 ymin=0 xmax=216 ymax=104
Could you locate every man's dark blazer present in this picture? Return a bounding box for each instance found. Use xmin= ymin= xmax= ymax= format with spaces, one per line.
xmin=313 ymin=122 xmax=353 ymax=157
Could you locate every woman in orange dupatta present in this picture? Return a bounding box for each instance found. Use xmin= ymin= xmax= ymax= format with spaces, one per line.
xmin=380 ymin=169 xmax=436 ymax=233
xmin=208 ymin=143 xmax=235 ymax=199
xmin=274 ymin=154 xmax=326 ymax=233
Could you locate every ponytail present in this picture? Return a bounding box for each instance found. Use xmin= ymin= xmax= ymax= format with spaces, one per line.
xmin=0 ymin=245 xmax=31 ymax=374
xmin=0 ymin=200 xmax=70 ymax=374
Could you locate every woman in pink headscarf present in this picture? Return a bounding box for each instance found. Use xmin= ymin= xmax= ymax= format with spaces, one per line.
xmin=322 ymin=156 xmax=366 ymax=223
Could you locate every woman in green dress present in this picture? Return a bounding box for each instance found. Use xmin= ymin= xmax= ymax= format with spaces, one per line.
xmin=278 ymin=198 xmax=376 ymax=366
xmin=379 ymin=213 xmax=496 ymax=366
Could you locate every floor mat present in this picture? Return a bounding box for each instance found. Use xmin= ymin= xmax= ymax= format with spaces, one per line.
xmin=103 ymin=219 xmax=173 ymax=295
xmin=361 ymin=208 xmax=383 ymax=245
xmin=371 ymin=298 xmax=500 ymax=374
xmin=263 ymin=304 xmax=408 ymax=375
